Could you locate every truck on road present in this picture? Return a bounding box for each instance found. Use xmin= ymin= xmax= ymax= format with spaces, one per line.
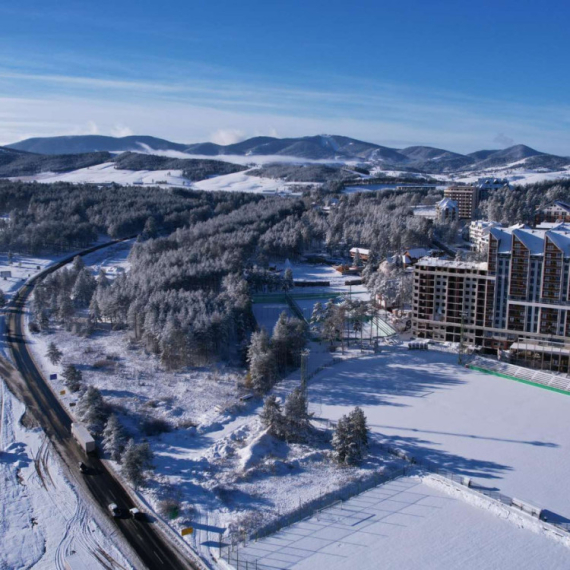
xmin=71 ymin=423 xmax=96 ymax=454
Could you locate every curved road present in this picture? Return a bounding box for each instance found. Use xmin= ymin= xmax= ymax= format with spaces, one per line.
xmin=1 ymin=241 xmax=199 ymax=570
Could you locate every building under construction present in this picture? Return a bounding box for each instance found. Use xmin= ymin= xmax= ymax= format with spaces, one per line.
xmin=412 ymin=223 xmax=570 ymax=372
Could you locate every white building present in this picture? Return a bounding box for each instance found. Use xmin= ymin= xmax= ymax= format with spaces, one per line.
xmin=469 ymin=220 xmax=503 ymax=252
xmin=435 ymin=197 xmax=458 ymax=222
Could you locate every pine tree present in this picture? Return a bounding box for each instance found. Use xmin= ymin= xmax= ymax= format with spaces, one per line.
xmin=0 ymin=289 xmax=5 ymax=308
xmin=122 ymin=439 xmax=153 ymax=488
xmin=247 ymin=329 xmax=276 ymax=394
xmin=332 ymin=407 xmax=369 ymax=465
xmin=283 ymin=268 xmax=294 ymax=291
xmin=332 ymin=415 xmax=351 ymax=464
xmin=62 ymin=363 xmax=82 ymax=392
xmin=89 ymin=296 xmax=101 ymax=322
xmin=72 ymin=268 xmax=96 ymax=308
xmin=259 ymin=395 xmax=286 ymax=439
xmin=97 ymin=269 xmax=110 ymax=288
xmin=58 ymin=292 xmax=74 ymax=324
xmin=72 ymin=255 xmax=85 ymax=273
xmin=102 ymin=414 xmax=127 ymax=461
xmin=284 ymin=386 xmax=310 ymax=437
xmin=76 ymin=386 xmax=107 ymax=434
xmin=39 ymin=310 xmax=50 ymax=332
xmin=310 ymin=302 xmax=324 ymax=327
xmin=46 ymin=342 xmax=63 ymax=365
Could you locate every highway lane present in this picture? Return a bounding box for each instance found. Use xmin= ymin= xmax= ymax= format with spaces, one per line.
xmin=2 ymin=241 xmax=199 ymax=570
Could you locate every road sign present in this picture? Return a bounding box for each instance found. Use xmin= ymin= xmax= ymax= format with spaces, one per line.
xmin=181 ymin=527 xmax=193 ymax=536
xmin=50 ymin=374 xmax=57 ymax=380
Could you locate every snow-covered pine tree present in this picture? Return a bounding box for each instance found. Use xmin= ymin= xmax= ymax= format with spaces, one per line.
xmin=283 ymin=268 xmax=294 ymax=291
xmin=72 ymin=268 xmax=96 ymax=308
xmin=260 ymin=395 xmax=286 ymax=439
xmin=102 ymin=414 xmax=127 ymax=461
xmin=76 ymin=386 xmax=107 ymax=434
xmin=62 ymin=363 xmax=83 ymax=392
xmin=247 ymin=329 xmax=276 ymax=394
xmin=346 ymin=406 xmax=369 ymax=464
xmin=284 ymin=386 xmax=310 ymax=436
xmin=332 ymin=415 xmax=350 ymax=464
xmin=122 ymin=439 xmax=153 ymax=488
xmin=46 ymin=342 xmax=63 ymax=365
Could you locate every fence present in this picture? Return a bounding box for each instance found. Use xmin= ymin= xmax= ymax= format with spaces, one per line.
xmin=221 ymin=436 xmax=570 ymax=570
xmin=221 ymin=465 xmax=410 ymax=570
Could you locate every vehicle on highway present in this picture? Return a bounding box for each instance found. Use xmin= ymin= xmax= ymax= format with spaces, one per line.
xmin=71 ymin=422 xmax=96 ymax=454
xmin=108 ymin=503 xmax=122 ymax=518
xmin=129 ymin=508 xmax=146 ymax=521
xmin=78 ymin=461 xmax=88 ymax=474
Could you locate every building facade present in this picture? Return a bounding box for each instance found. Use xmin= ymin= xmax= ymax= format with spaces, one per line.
xmin=443 ymin=185 xmax=480 ymax=220
xmin=436 ymin=197 xmax=458 ymax=223
xmin=534 ymin=201 xmax=570 ymax=226
xmin=412 ymin=224 xmax=570 ymax=371
xmin=468 ymin=220 xmax=503 ymax=252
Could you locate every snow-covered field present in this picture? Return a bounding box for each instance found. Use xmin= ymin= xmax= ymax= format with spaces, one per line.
xmin=0 ymin=380 xmax=133 ymax=570
xmin=307 ymin=347 xmax=570 ymax=518
xmin=193 ymin=170 xmax=297 ymax=194
xmin=11 ymin=161 xmax=190 ymax=187
xmin=233 ymin=475 xmax=570 ymax=570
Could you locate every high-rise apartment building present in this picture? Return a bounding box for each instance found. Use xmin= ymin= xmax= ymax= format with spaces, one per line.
xmin=412 ymin=223 xmax=570 ymax=371
xmin=443 ymin=185 xmax=479 ymax=219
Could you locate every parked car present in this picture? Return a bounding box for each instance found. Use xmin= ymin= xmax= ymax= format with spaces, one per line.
xmin=78 ymin=461 xmax=88 ymax=474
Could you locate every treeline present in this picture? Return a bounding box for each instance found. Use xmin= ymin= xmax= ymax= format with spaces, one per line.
xmin=258 ymin=191 xmax=433 ymax=260
xmin=0 ymin=180 xmax=260 ymax=252
xmin=32 ymin=195 xmax=305 ymax=367
xmin=0 ymin=150 xmax=112 ymax=177
xmin=481 ymin=180 xmax=570 ymax=225
xmin=112 ymin=152 xmax=246 ymax=180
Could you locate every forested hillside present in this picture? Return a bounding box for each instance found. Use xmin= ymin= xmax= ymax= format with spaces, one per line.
xmin=0 ymin=180 xmax=261 ymax=252
xmin=112 ymin=152 xmax=246 ymax=180
xmin=0 ymin=150 xmax=111 ymax=177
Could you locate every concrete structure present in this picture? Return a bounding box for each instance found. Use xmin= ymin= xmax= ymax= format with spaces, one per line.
xmin=435 ymin=197 xmax=458 ymax=223
xmin=412 ymin=224 xmax=570 ymax=372
xmin=444 ymin=185 xmax=479 ymax=219
xmin=469 ymin=220 xmax=503 ymax=252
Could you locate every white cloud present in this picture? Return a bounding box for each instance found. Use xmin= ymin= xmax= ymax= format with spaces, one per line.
xmin=111 ymin=124 xmax=133 ymax=137
xmin=210 ymin=128 xmax=246 ymax=145
xmin=86 ymin=120 xmax=99 ymax=135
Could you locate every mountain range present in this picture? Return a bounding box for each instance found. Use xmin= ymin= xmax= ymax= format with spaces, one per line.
xmin=5 ymin=134 xmax=570 ymax=174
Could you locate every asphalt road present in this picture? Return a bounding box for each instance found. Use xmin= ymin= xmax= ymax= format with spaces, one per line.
xmin=2 ymin=241 xmax=199 ymax=570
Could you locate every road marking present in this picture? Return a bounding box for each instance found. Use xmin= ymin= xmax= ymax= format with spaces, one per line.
xmin=154 ymin=551 xmax=164 ymax=565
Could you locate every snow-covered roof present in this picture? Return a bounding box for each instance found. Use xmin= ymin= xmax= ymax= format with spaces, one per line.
xmin=415 ymin=258 xmax=488 ymax=271
xmin=509 ymin=342 xmax=570 ymax=356
xmin=350 ymin=247 xmax=370 ymax=255
xmin=489 ymin=225 xmax=570 ymax=257
xmin=436 ymin=197 xmax=458 ymax=210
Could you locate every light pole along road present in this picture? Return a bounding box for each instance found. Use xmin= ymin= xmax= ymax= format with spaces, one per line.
xmin=1 ymin=239 xmax=200 ymax=570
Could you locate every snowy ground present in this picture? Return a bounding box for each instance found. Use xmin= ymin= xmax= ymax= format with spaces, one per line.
xmin=24 ymin=244 xmax=403 ymax=564
xmin=11 ymin=162 xmax=307 ymax=195
xmin=233 ymin=475 xmax=570 ymax=570
xmin=306 ymin=347 xmax=570 ymax=519
xmin=0 ymin=380 xmax=132 ymax=570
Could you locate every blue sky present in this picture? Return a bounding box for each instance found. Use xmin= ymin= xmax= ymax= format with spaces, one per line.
xmin=1 ymin=0 xmax=569 ymax=154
